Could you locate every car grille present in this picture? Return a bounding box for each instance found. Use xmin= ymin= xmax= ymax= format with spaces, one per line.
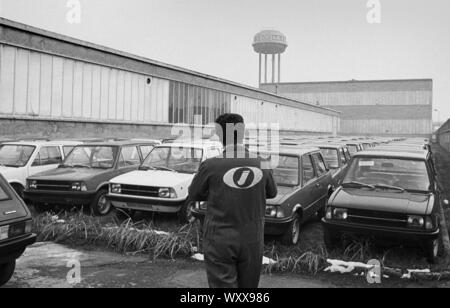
xmin=346 ymin=208 xmax=407 ymax=229
xmin=35 ymin=180 xmax=72 ymax=191
xmin=120 ymin=185 xmax=159 ymax=198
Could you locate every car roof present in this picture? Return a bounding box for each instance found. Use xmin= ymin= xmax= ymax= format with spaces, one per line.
xmin=3 ymin=140 xmax=80 ymax=146
xmin=80 ymin=140 xmax=155 ymax=147
xmin=353 ymin=150 xmax=428 ymax=160
xmin=154 ymin=142 xmax=219 ymax=149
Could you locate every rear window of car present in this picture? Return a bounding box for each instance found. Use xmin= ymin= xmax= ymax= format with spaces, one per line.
xmin=320 ymin=148 xmax=339 ymax=169
xmin=0 ymin=184 xmax=10 ymax=201
xmin=273 ymin=155 xmax=299 ymax=186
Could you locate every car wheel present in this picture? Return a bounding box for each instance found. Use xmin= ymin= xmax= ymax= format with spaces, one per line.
xmin=280 ymin=215 xmax=301 ymax=245
xmin=425 ymin=238 xmax=441 ymax=264
xmin=0 ymin=260 xmax=16 ymax=287
xmin=91 ymin=189 xmax=111 ymax=216
xmin=324 ymin=228 xmax=341 ymax=251
xmin=179 ymin=200 xmax=196 ymax=224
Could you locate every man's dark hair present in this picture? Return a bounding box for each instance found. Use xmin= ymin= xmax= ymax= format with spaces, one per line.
xmin=215 ymin=113 xmax=245 ymax=146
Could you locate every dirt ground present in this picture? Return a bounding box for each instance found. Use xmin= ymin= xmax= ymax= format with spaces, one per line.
xmin=4 ymin=242 xmax=450 ymax=288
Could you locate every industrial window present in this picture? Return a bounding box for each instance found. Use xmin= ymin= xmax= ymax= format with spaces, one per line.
xmin=168 ymin=81 xmax=231 ymax=125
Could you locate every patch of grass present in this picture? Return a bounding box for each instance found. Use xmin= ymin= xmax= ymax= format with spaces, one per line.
xmin=33 ymin=211 xmax=198 ymax=260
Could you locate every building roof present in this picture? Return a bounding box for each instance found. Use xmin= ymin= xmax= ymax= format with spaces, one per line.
xmin=261 ymin=79 xmax=433 ymax=93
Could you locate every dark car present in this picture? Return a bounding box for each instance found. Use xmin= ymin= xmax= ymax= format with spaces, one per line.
xmin=0 ymin=173 xmax=36 ymax=286
xmin=192 ymin=147 xmax=334 ymax=245
xmin=322 ymin=149 xmax=445 ymax=263
xmin=23 ymin=141 xmax=155 ymax=216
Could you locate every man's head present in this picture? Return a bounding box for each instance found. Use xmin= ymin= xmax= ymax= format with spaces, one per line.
xmin=215 ymin=113 xmax=245 ymax=146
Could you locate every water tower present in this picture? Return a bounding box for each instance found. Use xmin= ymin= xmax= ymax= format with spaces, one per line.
xmin=253 ymin=30 xmax=288 ymax=86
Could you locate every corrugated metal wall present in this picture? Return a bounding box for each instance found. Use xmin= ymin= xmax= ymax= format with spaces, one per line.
xmin=0 ymin=45 xmax=170 ymax=123
xmin=0 ymin=43 xmax=338 ymax=134
xmin=231 ymin=95 xmax=335 ymax=132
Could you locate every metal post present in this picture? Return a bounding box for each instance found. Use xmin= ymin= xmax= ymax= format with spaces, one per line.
xmin=258 ymin=53 xmax=262 ymax=87
xmin=272 ymin=54 xmax=275 ymax=83
xmin=264 ymin=54 xmax=268 ymax=84
xmin=278 ymin=53 xmax=281 ymax=83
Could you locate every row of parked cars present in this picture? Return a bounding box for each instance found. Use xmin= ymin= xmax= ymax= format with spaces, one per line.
xmin=0 ymin=134 xmax=443 ymax=286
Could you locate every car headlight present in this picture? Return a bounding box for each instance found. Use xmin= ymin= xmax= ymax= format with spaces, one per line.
xmin=333 ymin=208 xmax=348 ymax=220
xmin=325 ymin=207 xmax=333 ymax=220
xmin=71 ymin=182 xmax=88 ymax=192
xmin=265 ymin=206 xmax=285 ymax=218
xmin=407 ymin=215 xmax=424 ymax=228
xmin=158 ymin=187 xmax=177 ymax=198
xmin=111 ymin=183 xmax=122 ymax=194
xmin=25 ymin=220 xmax=33 ymax=234
xmin=425 ymin=217 xmax=434 ymax=230
xmin=28 ymin=180 xmax=37 ymax=189
xmin=196 ymin=201 xmax=207 ymax=210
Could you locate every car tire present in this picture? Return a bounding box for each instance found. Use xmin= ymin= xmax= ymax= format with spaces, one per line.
xmin=91 ymin=189 xmax=112 ymax=216
xmin=424 ymin=238 xmax=441 ymax=264
xmin=178 ymin=200 xmax=195 ymax=224
xmin=280 ymin=215 xmax=301 ymax=246
xmin=0 ymin=260 xmax=16 ymax=287
xmin=324 ymin=228 xmax=341 ymax=251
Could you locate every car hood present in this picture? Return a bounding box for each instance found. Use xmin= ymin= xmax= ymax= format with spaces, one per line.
xmin=0 ymin=166 xmax=21 ymax=179
xmin=266 ymin=186 xmax=296 ymax=205
xmin=29 ymin=167 xmax=107 ymax=181
xmin=110 ymin=170 xmax=195 ymax=188
xmin=331 ymin=187 xmax=433 ymax=215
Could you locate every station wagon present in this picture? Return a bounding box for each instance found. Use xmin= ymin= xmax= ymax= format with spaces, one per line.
xmin=192 ymin=147 xmax=334 ymax=245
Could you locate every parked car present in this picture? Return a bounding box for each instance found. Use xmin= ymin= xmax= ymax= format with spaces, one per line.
xmin=322 ymin=149 xmax=445 ymax=263
xmin=107 ymin=141 xmax=223 ymax=222
xmin=0 ymin=140 xmax=82 ymax=198
xmin=23 ymin=140 xmax=154 ymax=215
xmin=345 ymin=142 xmax=363 ymax=156
xmin=316 ymin=144 xmax=351 ymax=185
xmin=0 ymin=173 xmax=36 ymax=287
xmin=192 ymin=147 xmax=334 ymax=245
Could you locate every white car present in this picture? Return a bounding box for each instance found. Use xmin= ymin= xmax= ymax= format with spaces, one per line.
xmin=107 ymin=141 xmax=223 ymax=222
xmin=0 ymin=140 xmax=81 ymax=197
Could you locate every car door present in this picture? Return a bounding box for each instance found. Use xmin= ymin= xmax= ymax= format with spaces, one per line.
xmin=300 ymin=154 xmax=321 ymax=220
xmin=28 ymin=146 xmax=63 ymax=177
xmin=310 ymin=152 xmax=330 ymax=212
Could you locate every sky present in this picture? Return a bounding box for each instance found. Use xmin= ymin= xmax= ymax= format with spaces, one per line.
xmin=0 ymin=0 xmax=449 ymax=121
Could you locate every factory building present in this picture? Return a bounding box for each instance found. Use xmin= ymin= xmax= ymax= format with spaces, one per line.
xmin=261 ymin=79 xmax=433 ymax=137
xmin=0 ymin=19 xmax=340 ymax=140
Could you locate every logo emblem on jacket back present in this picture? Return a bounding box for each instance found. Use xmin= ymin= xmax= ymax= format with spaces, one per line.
xmin=223 ymin=167 xmax=263 ymax=189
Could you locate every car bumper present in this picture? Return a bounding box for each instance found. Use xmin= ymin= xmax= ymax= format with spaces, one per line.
xmin=0 ymin=233 xmax=37 ymax=264
xmin=23 ymin=190 xmax=97 ymax=206
xmin=107 ymin=194 xmax=185 ymax=213
xmin=192 ymin=209 xmax=294 ymax=236
xmin=322 ymin=219 xmax=440 ymax=242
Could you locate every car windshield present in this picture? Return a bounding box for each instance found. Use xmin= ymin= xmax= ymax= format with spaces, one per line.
xmin=343 ymin=157 xmax=431 ymax=192
xmin=0 ymin=145 xmax=35 ymax=167
xmin=320 ymin=148 xmax=339 ymax=169
xmin=142 ymin=146 xmax=204 ymax=173
xmin=62 ymin=146 xmax=118 ymax=169
xmin=272 ymin=155 xmax=299 ymax=186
